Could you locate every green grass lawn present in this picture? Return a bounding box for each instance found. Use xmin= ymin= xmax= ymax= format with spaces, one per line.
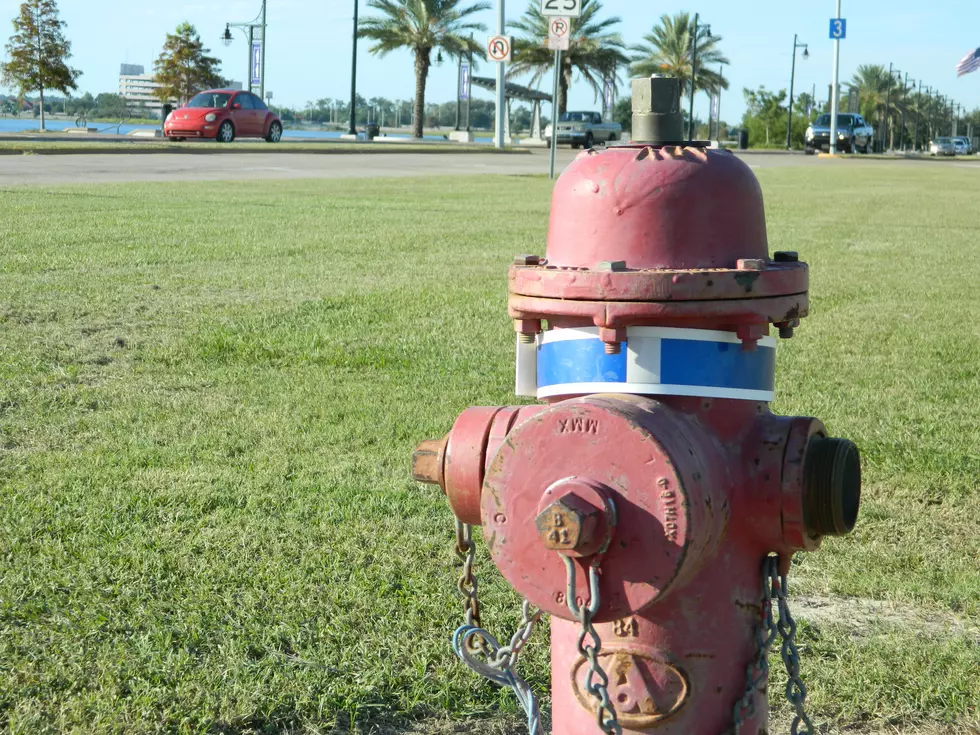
xmin=0 ymin=165 xmax=978 ymax=734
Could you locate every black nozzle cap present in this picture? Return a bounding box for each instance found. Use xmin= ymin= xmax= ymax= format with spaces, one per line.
xmin=803 ymin=437 xmax=861 ymax=537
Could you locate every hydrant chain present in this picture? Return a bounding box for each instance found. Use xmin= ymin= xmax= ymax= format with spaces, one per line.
xmin=452 ymin=520 xmax=544 ymax=735
xmin=563 ymin=557 xmax=623 ymax=735
xmin=773 ymin=565 xmax=816 ymax=735
xmin=454 ymin=520 xmax=483 ymax=653
xmin=733 ymin=557 xmax=779 ymax=733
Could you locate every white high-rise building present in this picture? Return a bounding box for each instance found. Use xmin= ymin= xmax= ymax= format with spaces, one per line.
xmin=118 ymin=64 xmax=174 ymax=117
xmin=118 ymin=64 xmax=243 ymax=116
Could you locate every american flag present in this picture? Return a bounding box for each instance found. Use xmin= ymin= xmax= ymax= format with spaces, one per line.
xmin=956 ymin=47 xmax=980 ymax=77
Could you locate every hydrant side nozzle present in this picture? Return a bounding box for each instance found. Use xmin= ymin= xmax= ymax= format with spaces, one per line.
xmin=412 ymin=436 xmax=449 ymax=490
xmin=803 ymin=437 xmax=862 ymax=537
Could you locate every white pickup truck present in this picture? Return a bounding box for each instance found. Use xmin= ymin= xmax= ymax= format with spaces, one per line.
xmin=546 ymin=111 xmax=623 ymax=149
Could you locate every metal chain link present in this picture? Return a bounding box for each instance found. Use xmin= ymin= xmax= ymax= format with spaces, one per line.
xmin=773 ymin=562 xmax=815 ymax=735
xmin=455 ymin=522 xmax=814 ymax=735
xmin=732 ymin=556 xmax=815 ymax=735
xmin=562 ymin=556 xmax=623 ymax=735
xmin=732 ymin=556 xmax=779 ymax=734
xmin=452 ymin=520 xmax=543 ymax=734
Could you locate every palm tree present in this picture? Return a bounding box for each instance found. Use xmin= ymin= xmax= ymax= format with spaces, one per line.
xmin=359 ymin=0 xmax=488 ymax=139
xmin=851 ymin=64 xmax=899 ymax=145
xmin=630 ymin=13 xmax=728 ymax=109
xmin=509 ymin=0 xmax=628 ymax=115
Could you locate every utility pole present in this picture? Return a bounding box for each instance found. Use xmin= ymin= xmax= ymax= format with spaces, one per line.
xmin=348 ymin=0 xmax=359 ymax=136
xmin=259 ymin=0 xmax=267 ymax=100
xmin=688 ymin=13 xmax=700 ymax=141
xmin=494 ymin=0 xmax=506 ymax=149
xmin=899 ymin=73 xmax=910 ymax=151
xmin=786 ymin=35 xmax=808 ymax=149
xmin=829 ymin=0 xmax=843 ymax=154
xmin=914 ymin=82 xmax=925 ymax=151
xmin=882 ymin=62 xmax=893 ymax=152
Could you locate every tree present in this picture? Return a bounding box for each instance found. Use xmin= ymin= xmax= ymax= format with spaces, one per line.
xmin=630 ymin=12 xmax=728 ymax=112
xmin=153 ymin=22 xmax=222 ymax=106
xmin=509 ymin=0 xmax=628 ymax=116
xmin=850 ymin=64 xmax=899 ymax=147
xmin=359 ymin=0 xmax=488 ymax=139
xmin=742 ymin=86 xmax=786 ymax=146
xmin=612 ymin=94 xmax=631 ymax=130
xmin=1 ymin=0 xmax=81 ymax=130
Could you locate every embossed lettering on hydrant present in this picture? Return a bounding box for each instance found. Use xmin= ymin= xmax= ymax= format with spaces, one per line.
xmin=558 ymin=418 xmax=600 ymax=434
xmin=657 ymin=478 xmax=680 ymax=542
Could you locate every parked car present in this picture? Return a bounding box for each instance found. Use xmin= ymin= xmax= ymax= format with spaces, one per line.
xmin=164 ymin=89 xmax=283 ymax=143
xmin=804 ymin=113 xmax=874 ymax=154
xmin=929 ymin=137 xmax=956 ymax=156
xmin=545 ymin=111 xmax=622 ymax=149
xmin=952 ymin=137 xmax=972 ymax=155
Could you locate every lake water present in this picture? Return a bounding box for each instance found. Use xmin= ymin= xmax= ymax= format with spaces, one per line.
xmin=0 ymin=117 xmax=484 ymax=143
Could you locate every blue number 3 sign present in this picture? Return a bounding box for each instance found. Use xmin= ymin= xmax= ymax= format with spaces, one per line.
xmin=829 ymin=18 xmax=847 ymax=39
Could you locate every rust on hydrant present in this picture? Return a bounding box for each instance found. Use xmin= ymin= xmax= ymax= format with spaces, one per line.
xmin=412 ymin=75 xmax=861 ymax=735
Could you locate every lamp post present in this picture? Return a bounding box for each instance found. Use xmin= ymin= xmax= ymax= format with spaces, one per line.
xmin=711 ymin=61 xmax=726 ymax=141
xmin=688 ymin=15 xmax=711 ymax=141
xmin=899 ymin=73 xmax=910 ymax=151
xmin=348 ymin=0 xmax=359 ymax=135
xmin=786 ymin=34 xmax=809 ymax=149
xmin=914 ymin=83 xmax=926 ymax=151
xmin=880 ymin=62 xmax=895 ymax=152
xmin=222 ymin=0 xmax=267 ymax=99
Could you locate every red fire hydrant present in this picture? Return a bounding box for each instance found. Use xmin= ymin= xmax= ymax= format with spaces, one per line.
xmin=412 ymin=77 xmax=861 ymax=735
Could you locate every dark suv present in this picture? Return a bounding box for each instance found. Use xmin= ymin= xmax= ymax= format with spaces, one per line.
xmin=805 ymin=113 xmax=875 ymax=154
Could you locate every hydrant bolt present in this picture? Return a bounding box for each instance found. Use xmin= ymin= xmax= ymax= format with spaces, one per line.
xmin=737 ymin=258 xmax=767 ymax=271
xmin=774 ymin=250 xmax=800 ymax=262
xmin=535 ymin=499 xmax=598 ymax=555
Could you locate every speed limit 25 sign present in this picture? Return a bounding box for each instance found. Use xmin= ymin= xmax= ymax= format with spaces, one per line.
xmin=541 ymin=0 xmax=582 ymax=18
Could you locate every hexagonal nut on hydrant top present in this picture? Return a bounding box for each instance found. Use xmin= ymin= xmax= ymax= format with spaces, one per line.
xmin=534 ymin=496 xmax=602 ymax=557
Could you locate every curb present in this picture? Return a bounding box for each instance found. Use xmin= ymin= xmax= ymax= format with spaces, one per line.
xmin=0 ymin=145 xmax=532 ymax=157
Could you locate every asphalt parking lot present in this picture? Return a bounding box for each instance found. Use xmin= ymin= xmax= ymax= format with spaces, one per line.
xmin=1 ymin=147 xmax=977 ymax=186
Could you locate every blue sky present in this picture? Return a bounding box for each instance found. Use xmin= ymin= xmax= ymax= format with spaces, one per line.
xmin=1 ymin=0 xmax=978 ymax=122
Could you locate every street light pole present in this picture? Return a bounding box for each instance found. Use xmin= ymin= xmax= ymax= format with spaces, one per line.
xmin=716 ymin=62 xmax=726 ymax=140
xmin=899 ymin=72 xmax=910 ymax=151
xmin=882 ymin=62 xmax=893 ymax=152
xmin=259 ymin=0 xmax=266 ymax=100
xmin=914 ymin=82 xmax=925 ymax=151
xmin=688 ymin=13 xmax=699 ymax=141
xmin=786 ymin=34 xmax=808 ymax=149
xmin=223 ymin=0 xmax=267 ymax=98
xmin=349 ymin=0 xmax=359 ymax=136
xmin=829 ymin=0 xmax=843 ymax=155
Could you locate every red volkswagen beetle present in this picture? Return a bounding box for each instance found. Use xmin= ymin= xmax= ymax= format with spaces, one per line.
xmin=164 ymin=89 xmax=283 ymax=143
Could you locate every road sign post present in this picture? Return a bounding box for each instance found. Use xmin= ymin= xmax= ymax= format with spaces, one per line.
xmin=829 ymin=2 xmax=845 ymax=154
xmin=493 ymin=0 xmax=507 ymax=150
xmin=549 ymin=48 xmax=561 ymax=180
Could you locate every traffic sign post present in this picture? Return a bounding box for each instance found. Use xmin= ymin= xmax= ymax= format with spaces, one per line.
xmin=549 ymin=47 xmax=561 ymax=180
xmin=829 ymin=1 xmax=844 ymax=154
xmin=540 ymin=0 xmax=582 ymax=18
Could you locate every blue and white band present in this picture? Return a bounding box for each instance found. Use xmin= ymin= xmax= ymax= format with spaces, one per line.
xmin=515 ymin=326 xmax=777 ymax=402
